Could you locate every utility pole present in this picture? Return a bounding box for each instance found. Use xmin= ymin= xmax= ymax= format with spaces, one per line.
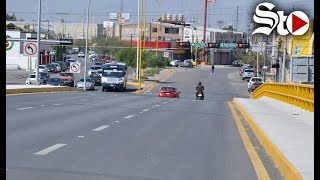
xmin=119 ymin=0 xmax=123 ymax=40
xmin=281 ymin=35 xmax=287 ymax=82
xmin=46 ymin=20 xmax=49 ymax=39
xmin=236 ymin=6 xmax=239 ymax=31
xmin=201 ymin=0 xmax=208 ymax=64
xmin=136 ymin=0 xmax=140 ymax=79
xmin=36 ymin=0 xmax=41 ymax=83
xmin=156 ymin=0 xmax=160 ymax=55
xmin=84 ymin=0 xmax=90 ymax=90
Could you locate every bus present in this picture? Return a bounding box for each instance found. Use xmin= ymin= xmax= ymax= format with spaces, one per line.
xmin=100 ymin=62 xmax=128 ymax=92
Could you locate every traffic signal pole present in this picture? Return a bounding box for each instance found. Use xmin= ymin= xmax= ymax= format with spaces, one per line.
xmin=201 ymin=0 xmax=208 ymax=65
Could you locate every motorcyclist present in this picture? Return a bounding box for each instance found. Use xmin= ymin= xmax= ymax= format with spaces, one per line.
xmin=196 ymin=82 xmax=204 ymax=98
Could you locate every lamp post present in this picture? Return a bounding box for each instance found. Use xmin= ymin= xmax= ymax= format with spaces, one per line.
xmin=35 ymin=0 xmax=42 ymax=83
xmin=83 ymin=0 xmax=90 ymax=90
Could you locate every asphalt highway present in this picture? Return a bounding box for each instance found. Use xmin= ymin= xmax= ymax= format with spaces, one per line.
xmin=6 ymin=66 xmax=280 ymax=180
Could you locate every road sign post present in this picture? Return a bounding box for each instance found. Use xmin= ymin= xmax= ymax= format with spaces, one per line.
xmin=23 ymin=42 xmax=38 ymax=57
xmin=70 ymin=62 xmax=81 ymax=73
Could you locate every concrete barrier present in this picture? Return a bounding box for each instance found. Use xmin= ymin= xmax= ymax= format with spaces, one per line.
xmin=6 ymin=87 xmax=83 ymax=94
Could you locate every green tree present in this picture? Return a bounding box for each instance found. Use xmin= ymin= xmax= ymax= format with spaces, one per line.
xmin=6 ymin=13 xmax=16 ymax=21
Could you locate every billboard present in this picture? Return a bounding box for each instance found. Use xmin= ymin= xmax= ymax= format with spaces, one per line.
xmin=290 ymin=56 xmax=314 ymax=83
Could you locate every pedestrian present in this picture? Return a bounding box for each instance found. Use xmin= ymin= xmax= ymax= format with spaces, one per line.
xmin=211 ymin=64 xmax=215 ymax=74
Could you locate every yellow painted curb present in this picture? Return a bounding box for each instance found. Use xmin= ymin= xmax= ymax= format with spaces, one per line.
xmin=233 ymin=98 xmax=303 ymax=180
xmin=134 ymin=70 xmax=174 ymax=94
xmin=127 ymin=81 xmax=145 ymax=88
xmin=6 ymin=87 xmax=83 ymax=95
xmin=227 ymin=102 xmax=270 ymax=180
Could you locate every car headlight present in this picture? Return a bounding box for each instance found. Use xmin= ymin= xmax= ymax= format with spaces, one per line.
xmin=118 ymin=77 xmax=124 ymax=83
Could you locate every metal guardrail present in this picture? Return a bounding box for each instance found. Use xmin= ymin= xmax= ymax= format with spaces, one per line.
xmin=251 ymin=83 xmax=314 ymax=112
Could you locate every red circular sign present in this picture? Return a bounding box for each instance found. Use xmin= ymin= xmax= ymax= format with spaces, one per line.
xmin=6 ymin=41 xmax=9 ymax=47
xmin=24 ymin=43 xmax=38 ymax=56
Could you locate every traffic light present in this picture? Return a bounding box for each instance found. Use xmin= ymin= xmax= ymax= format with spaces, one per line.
xmin=237 ymin=43 xmax=250 ymax=48
xmin=178 ymin=41 xmax=191 ymax=48
xmin=207 ymin=42 xmax=220 ymax=48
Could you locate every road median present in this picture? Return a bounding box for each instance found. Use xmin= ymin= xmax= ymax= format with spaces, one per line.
xmin=6 ymin=87 xmax=83 ymax=95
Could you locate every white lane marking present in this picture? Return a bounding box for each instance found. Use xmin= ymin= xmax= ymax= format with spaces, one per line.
xmin=92 ymin=125 xmax=110 ymax=131
xmin=142 ymin=109 xmax=149 ymax=112
xmin=154 ymin=104 xmax=160 ymax=107
xmin=162 ymin=102 xmax=168 ymax=104
xmin=78 ymin=136 xmax=85 ymax=138
xmin=53 ymin=104 xmax=62 ymax=106
xmin=124 ymin=115 xmax=135 ymax=119
xmin=17 ymin=107 xmax=34 ymax=111
xmin=139 ymin=112 xmax=143 ymax=114
xmin=80 ymin=99 xmax=88 ymax=101
xmin=114 ymin=120 xmax=120 ymax=123
xmin=100 ymin=97 xmax=105 ymax=99
xmin=169 ymin=99 xmax=176 ymax=101
xmin=41 ymin=105 xmax=45 ymax=107
xmin=34 ymin=144 xmax=67 ymax=155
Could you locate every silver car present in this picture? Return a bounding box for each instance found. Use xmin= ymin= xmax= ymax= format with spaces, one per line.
xmin=242 ymin=69 xmax=255 ymax=80
xmin=76 ymin=78 xmax=95 ymax=90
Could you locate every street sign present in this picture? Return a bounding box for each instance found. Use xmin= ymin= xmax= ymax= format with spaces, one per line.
xmin=23 ymin=42 xmax=38 ymax=57
xmin=220 ymin=43 xmax=237 ymax=48
xmin=163 ymin=52 xmax=169 ymax=58
xmin=70 ymin=62 xmax=81 ymax=73
xmin=270 ymin=68 xmax=277 ymax=75
xmin=191 ymin=42 xmax=207 ymax=47
xmin=6 ymin=35 xmax=14 ymax=51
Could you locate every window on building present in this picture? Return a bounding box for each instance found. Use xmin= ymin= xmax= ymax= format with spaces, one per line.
xmin=152 ymin=28 xmax=157 ymax=33
xmin=165 ymin=28 xmax=179 ymax=34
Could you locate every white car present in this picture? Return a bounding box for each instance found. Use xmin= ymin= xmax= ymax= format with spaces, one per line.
xmin=38 ymin=65 xmax=48 ymax=73
xmin=242 ymin=69 xmax=255 ymax=80
xmin=247 ymin=77 xmax=263 ymax=89
xmin=51 ymin=63 xmax=62 ymax=72
xmin=76 ymin=78 xmax=95 ymax=90
xmin=78 ymin=52 xmax=85 ymax=58
xmin=169 ymin=60 xmax=181 ymax=67
xmin=26 ymin=74 xmax=44 ymax=85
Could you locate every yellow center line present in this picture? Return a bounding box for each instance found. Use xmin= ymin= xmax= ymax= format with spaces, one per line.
xmin=227 ymin=101 xmax=270 ymax=180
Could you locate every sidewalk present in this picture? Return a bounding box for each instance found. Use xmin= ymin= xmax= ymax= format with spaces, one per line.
xmin=234 ymin=96 xmax=314 ymax=180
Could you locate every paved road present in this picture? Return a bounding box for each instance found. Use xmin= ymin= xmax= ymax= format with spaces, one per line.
xmin=7 ymin=66 xmax=279 ymax=179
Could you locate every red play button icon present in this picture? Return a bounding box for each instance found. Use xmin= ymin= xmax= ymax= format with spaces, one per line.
xmin=287 ymin=11 xmax=310 ymax=35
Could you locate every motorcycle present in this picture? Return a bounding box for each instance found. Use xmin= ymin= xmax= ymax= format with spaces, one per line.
xmin=196 ymin=91 xmax=204 ymax=100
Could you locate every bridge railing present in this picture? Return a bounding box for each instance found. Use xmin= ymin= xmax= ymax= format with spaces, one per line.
xmin=251 ymin=83 xmax=314 ymax=112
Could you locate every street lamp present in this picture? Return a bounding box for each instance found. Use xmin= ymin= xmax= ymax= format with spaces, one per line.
xmin=83 ymin=0 xmax=90 ymax=90
xmin=35 ymin=0 xmax=42 ymax=83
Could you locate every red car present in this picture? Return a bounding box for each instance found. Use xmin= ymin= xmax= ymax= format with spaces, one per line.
xmin=249 ymin=82 xmax=263 ymax=93
xmin=158 ymin=87 xmax=180 ymax=98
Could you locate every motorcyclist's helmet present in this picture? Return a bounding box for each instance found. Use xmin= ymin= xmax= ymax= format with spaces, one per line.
xmin=198 ymin=82 xmax=202 ymax=85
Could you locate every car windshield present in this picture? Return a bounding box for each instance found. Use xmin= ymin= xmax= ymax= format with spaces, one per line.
xmin=79 ymin=79 xmax=92 ymax=82
xmin=48 ymin=78 xmax=60 ymax=82
xmin=161 ymin=87 xmax=176 ymax=91
xmin=90 ymin=66 xmax=101 ymax=70
xmin=245 ymin=69 xmax=254 ymax=72
xmin=29 ymin=75 xmax=36 ymax=78
xmin=252 ymin=78 xmax=262 ymax=81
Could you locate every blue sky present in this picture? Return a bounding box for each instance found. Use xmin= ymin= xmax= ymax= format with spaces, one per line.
xmin=6 ymin=0 xmax=314 ymax=31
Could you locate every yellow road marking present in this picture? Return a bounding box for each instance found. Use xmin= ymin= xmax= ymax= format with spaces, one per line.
xmin=233 ymin=99 xmax=303 ymax=180
xmin=227 ymin=101 xmax=270 ymax=180
xmin=142 ymin=70 xmax=174 ymax=93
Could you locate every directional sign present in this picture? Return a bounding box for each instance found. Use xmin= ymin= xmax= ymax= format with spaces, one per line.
xmin=23 ymin=42 xmax=38 ymax=56
xmin=220 ymin=43 xmax=237 ymax=48
xmin=163 ymin=52 xmax=169 ymax=58
xmin=270 ymin=68 xmax=277 ymax=75
xmin=6 ymin=35 xmax=14 ymax=51
xmin=70 ymin=62 xmax=81 ymax=73
xmin=191 ymin=42 xmax=207 ymax=47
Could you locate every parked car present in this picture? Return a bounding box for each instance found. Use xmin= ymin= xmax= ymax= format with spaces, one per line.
xmin=78 ymin=51 xmax=85 ymax=58
xmin=39 ymin=65 xmax=48 ymax=73
xmin=90 ymin=73 xmax=101 ymax=86
xmin=247 ymin=77 xmax=264 ymax=89
xmin=76 ymin=78 xmax=95 ymax=90
xmin=53 ymin=61 xmax=68 ymax=71
xmin=26 ymin=74 xmax=44 ymax=85
xmin=232 ymin=60 xmax=242 ymax=67
xmin=169 ymin=60 xmax=181 ymax=67
xmin=88 ymin=65 xmax=102 ymax=76
xmin=242 ymin=69 xmax=255 ymax=80
xmin=177 ymin=59 xmax=193 ymax=68
xmin=157 ymin=86 xmax=180 ymax=98
xmin=58 ymin=71 xmax=74 ymax=87
xmin=239 ymin=64 xmax=254 ymax=76
xmin=248 ymin=81 xmax=263 ymax=93
xmin=47 ymin=78 xmax=65 ymax=86
xmin=93 ymin=62 xmax=103 ymax=66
